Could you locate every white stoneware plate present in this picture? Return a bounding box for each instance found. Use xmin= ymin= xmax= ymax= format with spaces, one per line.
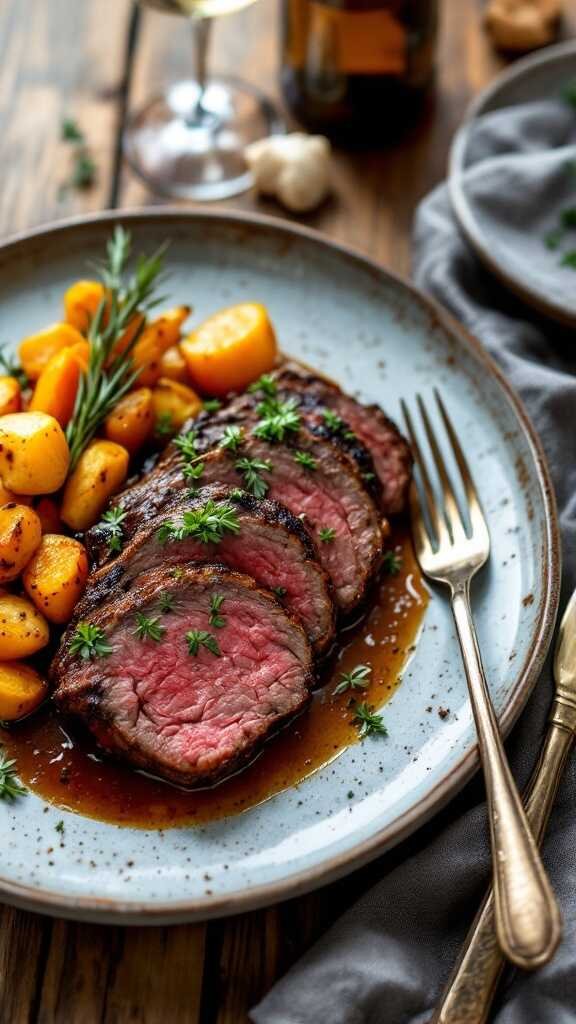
xmin=0 ymin=211 xmax=560 ymax=923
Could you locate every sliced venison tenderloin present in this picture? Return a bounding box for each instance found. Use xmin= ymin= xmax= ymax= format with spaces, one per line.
xmin=88 ymin=428 xmax=383 ymax=613
xmin=52 ymin=564 xmax=313 ymax=788
xmin=77 ymin=485 xmax=335 ymax=655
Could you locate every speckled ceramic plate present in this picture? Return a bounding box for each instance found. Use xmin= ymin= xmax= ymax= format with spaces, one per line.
xmin=0 ymin=210 xmax=560 ymax=923
xmin=449 ymin=39 xmax=576 ymax=326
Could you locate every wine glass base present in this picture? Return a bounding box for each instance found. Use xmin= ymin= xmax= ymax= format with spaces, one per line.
xmin=124 ymin=77 xmax=285 ymax=201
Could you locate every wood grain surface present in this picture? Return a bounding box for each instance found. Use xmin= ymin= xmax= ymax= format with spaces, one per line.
xmin=0 ymin=1 xmax=575 ymax=1021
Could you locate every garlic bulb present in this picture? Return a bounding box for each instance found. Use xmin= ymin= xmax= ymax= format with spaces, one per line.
xmin=485 ymin=0 xmax=561 ymax=51
xmin=245 ymin=133 xmax=331 ymax=213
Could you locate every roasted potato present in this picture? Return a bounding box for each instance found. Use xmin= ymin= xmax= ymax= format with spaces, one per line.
xmin=104 ymin=387 xmax=153 ymax=454
xmin=0 ymin=661 xmax=48 ymax=720
xmin=0 ymin=593 xmax=49 ymax=659
xmin=0 ymin=503 xmax=42 ymax=582
xmin=19 ymin=323 xmax=86 ymax=381
xmin=0 ymin=377 xmax=22 ymax=416
xmin=159 ymin=344 xmax=189 ymax=384
xmin=23 ymin=534 xmax=89 ymax=624
xmin=132 ymin=306 xmax=191 ymax=387
xmin=0 ymin=412 xmax=70 ymax=495
xmin=180 ymin=303 xmax=277 ymax=397
xmin=64 ymin=280 xmax=108 ymax=334
xmin=61 ymin=440 xmax=129 ymax=531
xmin=29 ymin=347 xmax=83 ymax=427
xmin=151 ymin=378 xmax=203 ymax=433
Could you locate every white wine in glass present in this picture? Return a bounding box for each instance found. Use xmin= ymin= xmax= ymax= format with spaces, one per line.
xmin=125 ymin=0 xmax=283 ymax=200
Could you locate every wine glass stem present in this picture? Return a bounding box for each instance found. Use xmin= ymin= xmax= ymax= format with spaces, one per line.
xmin=189 ymin=17 xmax=213 ymax=123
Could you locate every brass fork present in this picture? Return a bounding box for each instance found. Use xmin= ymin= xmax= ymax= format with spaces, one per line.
xmin=401 ymin=391 xmax=562 ymax=971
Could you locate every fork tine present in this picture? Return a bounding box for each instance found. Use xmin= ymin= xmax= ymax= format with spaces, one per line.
xmin=407 ymin=479 xmax=434 ymax=561
xmin=401 ymin=399 xmax=450 ymax=549
xmin=416 ymin=394 xmax=466 ymax=542
xmin=434 ymin=389 xmax=488 ymax=541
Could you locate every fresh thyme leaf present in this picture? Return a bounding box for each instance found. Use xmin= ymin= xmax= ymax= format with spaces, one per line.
xmin=186 ymin=629 xmax=220 ymax=657
xmin=235 ymin=456 xmax=272 ymax=498
xmin=318 ymin=526 xmax=336 ymax=543
xmin=69 ymin=622 xmax=112 ymax=660
xmin=173 ymin=430 xmax=198 ymax=461
xmin=158 ymin=500 xmax=240 ymax=545
xmin=61 ymin=117 xmax=85 ymax=143
xmin=333 ymin=664 xmax=372 ymax=696
xmin=248 ymin=373 xmax=277 ymax=397
xmin=383 ymin=550 xmax=402 ymax=575
xmin=171 ymin=567 xmax=185 ymax=579
xmin=183 ymin=460 xmax=205 ymax=482
xmin=55 ymin=819 xmax=65 ymax=834
xmin=133 ymin=612 xmax=165 ymax=642
xmin=351 ymin=701 xmax=387 ymax=738
xmin=253 ymin=397 xmax=301 ymax=443
xmin=272 ymin=586 xmax=287 ymax=598
xmin=363 ymin=471 xmax=376 ymax=483
xmin=66 ymin=227 xmax=167 ymax=468
xmin=158 ymin=592 xmax=175 ymax=614
xmin=99 ymin=506 xmax=127 ymax=554
xmin=220 ymin=425 xmax=244 ymax=452
xmin=203 ymin=398 xmax=222 ymax=412
xmin=209 ymin=594 xmax=226 ymax=628
xmin=72 ymin=149 xmax=96 ymax=190
xmin=322 ymin=408 xmax=344 ymax=431
xmin=0 ymin=751 xmax=26 ymax=801
xmin=155 ymin=411 xmax=175 ymax=438
xmin=293 ymin=450 xmax=317 ymax=471
xmin=229 ymin=487 xmax=246 ymax=501
xmin=0 ymin=345 xmax=28 ymax=388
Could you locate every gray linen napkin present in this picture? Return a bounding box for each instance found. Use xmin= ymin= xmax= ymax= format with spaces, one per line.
xmin=252 ymin=113 xmax=576 ymax=1023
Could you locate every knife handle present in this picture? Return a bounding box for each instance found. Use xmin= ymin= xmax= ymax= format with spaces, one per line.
xmin=430 ymin=721 xmax=573 ymax=1024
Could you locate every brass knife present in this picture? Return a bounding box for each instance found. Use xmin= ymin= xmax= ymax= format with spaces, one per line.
xmin=431 ymin=587 xmax=576 ymax=1024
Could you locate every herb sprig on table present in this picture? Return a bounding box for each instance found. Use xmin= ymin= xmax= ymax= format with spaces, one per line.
xmin=66 ymin=227 xmax=167 ymax=468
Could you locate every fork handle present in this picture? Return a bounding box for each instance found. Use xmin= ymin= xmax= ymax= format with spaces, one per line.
xmin=450 ymin=582 xmax=562 ymax=970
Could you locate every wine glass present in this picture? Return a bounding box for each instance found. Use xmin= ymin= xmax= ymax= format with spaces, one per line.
xmin=125 ymin=0 xmax=284 ymax=200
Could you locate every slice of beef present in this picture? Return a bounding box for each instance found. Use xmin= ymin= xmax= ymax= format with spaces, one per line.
xmin=89 ymin=429 xmax=383 ymax=613
xmin=52 ymin=564 xmax=313 ymax=788
xmin=77 ymin=485 xmax=335 ymax=655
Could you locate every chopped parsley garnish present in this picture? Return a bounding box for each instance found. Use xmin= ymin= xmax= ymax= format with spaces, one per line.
xmin=0 ymin=752 xmax=26 ymax=801
xmin=293 ymin=450 xmax=317 ymax=471
xmin=248 ymin=374 xmax=277 ymax=397
xmin=99 ymin=506 xmax=127 ymax=554
xmin=158 ymin=500 xmax=240 ymax=545
xmin=209 ymin=594 xmax=226 ymax=628
xmin=133 ymin=612 xmax=165 ymax=642
xmin=158 ymin=592 xmax=175 ymax=614
xmin=220 ymin=425 xmax=244 ymax=452
xmin=69 ymin=623 xmax=112 ymax=660
xmin=155 ymin=412 xmax=175 ymax=438
xmin=235 ymin=456 xmax=272 ymax=498
xmin=55 ymin=820 xmax=65 ymax=834
xmin=321 ymin=408 xmax=355 ymax=441
xmin=203 ymin=398 xmax=222 ymax=412
xmin=318 ymin=526 xmax=336 ymax=543
xmin=183 ymin=460 xmax=205 ymax=482
xmin=383 ymin=550 xmax=402 ymax=575
xmin=333 ymin=664 xmax=372 ymax=696
xmin=351 ymin=702 xmax=387 ymax=738
xmin=186 ymin=630 xmax=220 ymax=657
xmin=173 ymin=430 xmax=198 ymax=461
xmin=254 ymin=397 xmax=301 ymax=443
xmin=272 ymin=586 xmax=287 ymax=598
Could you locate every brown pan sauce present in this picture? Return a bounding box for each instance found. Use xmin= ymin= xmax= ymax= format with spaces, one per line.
xmin=0 ymin=529 xmax=427 ymax=828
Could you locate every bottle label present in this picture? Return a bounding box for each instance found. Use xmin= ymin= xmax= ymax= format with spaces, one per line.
xmin=307 ymin=4 xmax=406 ymax=75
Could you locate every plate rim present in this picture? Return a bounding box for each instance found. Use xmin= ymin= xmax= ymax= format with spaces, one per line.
xmin=0 ymin=207 xmax=561 ymax=923
xmin=448 ymin=38 xmax=576 ymax=328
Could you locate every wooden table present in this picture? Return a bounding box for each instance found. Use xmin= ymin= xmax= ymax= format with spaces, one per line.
xmin=1 ymin=2 xmax=574 ymax=1020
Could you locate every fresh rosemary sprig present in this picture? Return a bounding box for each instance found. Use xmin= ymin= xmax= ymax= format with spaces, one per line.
xmin=234 ymin=456 xmax=272 ymax=498
xmin=69 ymin=623 xmax=112 ymax=660
xmin=254 ymin=397 xmax=301 ymax=443
xmin=318 ymin=526 xmax=336 ymax=543
xmin=333 ymin=664 xmax=371 ymax=696
xmin=0 ymin=751 xmax=26 ymax=801
xmin=351 ymin=702 xmax=387 ymax=738
xmin=293 ymin=450 xmax=317 ymax=471
xmin=133 ymin=612 xmax=165 ymax=642
xmin=99 ymin=506 xmax=127 ymax=555
xmin=382 ymin=551 xmax=402 ymax=575
xmin=157 ymin=500 xmax=240 ymax=545
xmin=186 ymin=630 xmax=220 ymax=657
xmin=220 ymin=425 xmax=244 ymax=452
xmin=209 ymin=594 xmax=226 ymax=628
xmin=0 ymin=345 xmax=28 ymax=388
xmin=66 ymin=227 xmax=167 ymax=468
